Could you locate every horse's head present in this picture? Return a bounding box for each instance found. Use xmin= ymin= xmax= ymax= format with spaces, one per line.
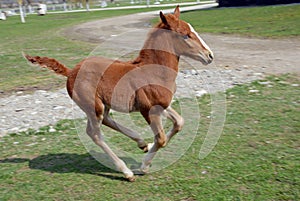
xmin=157 ymin=6 xmax=214 ymax=65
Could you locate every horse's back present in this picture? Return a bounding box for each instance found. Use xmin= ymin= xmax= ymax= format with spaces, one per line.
xmin=66 ymin=56 xmax=136 ymax=111
xmin=67 ymin=56 xmax=111 ymax=95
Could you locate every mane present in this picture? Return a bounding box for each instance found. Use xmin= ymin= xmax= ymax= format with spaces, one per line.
xmin=131 ymin=16 xmax=180 ymax=68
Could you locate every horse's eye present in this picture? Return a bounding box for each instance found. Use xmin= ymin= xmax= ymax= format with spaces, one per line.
xmin=183 ymin=35 xmax=189 ymax=40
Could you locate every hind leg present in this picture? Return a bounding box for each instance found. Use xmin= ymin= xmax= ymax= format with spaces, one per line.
xmin=102 ymin=108 xmax=151 ymax=152
xmin=86 ymin=112 xmax=135 ymax=181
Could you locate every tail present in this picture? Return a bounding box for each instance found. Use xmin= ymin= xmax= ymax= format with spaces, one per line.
xmin=24 ymin=53 xmax=71 ymax=77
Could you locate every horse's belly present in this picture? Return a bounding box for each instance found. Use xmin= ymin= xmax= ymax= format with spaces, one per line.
xmin=107 ymin=90 xmax=137 ymax=113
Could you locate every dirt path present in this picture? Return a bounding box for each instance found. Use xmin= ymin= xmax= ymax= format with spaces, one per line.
xmin=64 ymin=9 xmax=300 ymax=76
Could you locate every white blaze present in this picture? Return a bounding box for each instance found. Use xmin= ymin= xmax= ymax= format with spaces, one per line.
xmin=188 ymin=23 xmax=213 ymax=54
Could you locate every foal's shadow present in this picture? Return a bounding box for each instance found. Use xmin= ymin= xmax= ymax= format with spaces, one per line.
xmin=0 ymin=152 xmax=139 ymax=181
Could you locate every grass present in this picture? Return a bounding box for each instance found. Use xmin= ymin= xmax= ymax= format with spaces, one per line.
xmin=0 ymin=74 xmax=299 ymax=200
xmin=180 ymin=4 xmax=300 ymax=38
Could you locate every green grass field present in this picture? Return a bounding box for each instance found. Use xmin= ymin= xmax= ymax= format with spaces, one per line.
xmin=181 ymin=4 xmax=300 ymax=38
xmin=0 ymin=4 xmax=299 ymax=201
xmin=1 ymin=75 xmax=299 ymax=200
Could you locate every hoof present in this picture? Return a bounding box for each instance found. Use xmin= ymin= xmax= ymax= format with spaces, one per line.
xmin=127 ymin=176 xmax=136 ymax=182
xmin=132 ymin=169 xmax=147 ymax=175
xmin=139 ymin=145 xmax=148 ymax=152
xmin=146 ymin=143 xmax=154 ymax=152
xmin=142 ymin=143 xmax=154 ymax=153
xmin=138 ymin=142 xmax=148 ymax=152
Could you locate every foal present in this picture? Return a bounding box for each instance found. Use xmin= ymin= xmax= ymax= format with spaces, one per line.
xmin=25 ymin=6 xmax=213 ymax=181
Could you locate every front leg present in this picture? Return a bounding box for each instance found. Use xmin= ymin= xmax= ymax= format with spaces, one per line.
xmin=163 ymin=106 xmax=184 ymax=143
xmin=139 ymin=106 xmax=166 ymax=173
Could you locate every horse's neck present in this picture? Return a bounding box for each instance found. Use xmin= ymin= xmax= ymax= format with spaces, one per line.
xmin=133 ymin=29 xmax=179 ymax=72
xmin=136 ymin=50 xmax=179 ymax=70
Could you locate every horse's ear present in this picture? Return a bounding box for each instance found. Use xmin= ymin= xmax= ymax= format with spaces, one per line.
xmin=174 ymin=5 xmax=180 ymax=19
xmin=160 ymin=11 xmax=169 ymax=26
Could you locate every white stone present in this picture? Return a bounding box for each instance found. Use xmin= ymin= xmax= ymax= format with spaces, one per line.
xmin=195 ymin=89 xmax=208 ymax=97
xmin=49 ymin=127 xmax=56 ymax=133
xmin=249 ymin=89 xmax=259 ymax=93
xmin=258 ymin=81 xmax=271 ymax=85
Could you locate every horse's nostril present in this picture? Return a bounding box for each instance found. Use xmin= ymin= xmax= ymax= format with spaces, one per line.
xmin=208 ymin=53 xmax=214 ymax=60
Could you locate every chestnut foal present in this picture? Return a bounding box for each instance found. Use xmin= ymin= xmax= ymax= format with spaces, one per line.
xmin=25 ymin=6 xmax=213 ymax=181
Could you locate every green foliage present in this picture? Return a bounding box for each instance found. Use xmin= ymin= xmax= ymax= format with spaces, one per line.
xmin=1 ymin=75 xmax=299 ymax=200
